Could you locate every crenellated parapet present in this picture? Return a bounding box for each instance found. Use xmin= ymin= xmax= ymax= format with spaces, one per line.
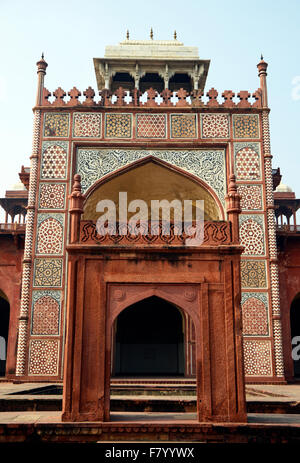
xmin=37 ymin=86 xmax=262 ymax=109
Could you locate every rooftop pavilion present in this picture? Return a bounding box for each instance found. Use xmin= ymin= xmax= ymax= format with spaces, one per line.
xmin=93 ymin=31 xmax=210 ymax=92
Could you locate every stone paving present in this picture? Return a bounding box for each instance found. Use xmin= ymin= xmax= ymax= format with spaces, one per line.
xmin=0 ymin=382 xmax=300 ymax=425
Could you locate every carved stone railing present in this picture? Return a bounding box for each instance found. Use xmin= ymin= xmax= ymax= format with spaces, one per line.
xmin=0 ymin=223 xmax=26 ymax=233
xmin=79 ymin=220 xmax=232 ymax=247
xmin=276 ymin=224 xmax=300 ymax=233
xmin=39 ymin=86 xmax=262 ymax=108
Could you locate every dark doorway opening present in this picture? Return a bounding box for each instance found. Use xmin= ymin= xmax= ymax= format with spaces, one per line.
xmin=169 ymin=73 xmax=192 ymax=92
xmin=0 ymin=291 xmax=10 ymax=376
xmin=291 ymin=293 xmax=300 ymax=377
xmin=111 ymin=72 xmax=135 ymax=92
xmin=113 ymin=296 xmax=184 ymax=376
xmin=139 ymin=73 xmax=164 ymax=93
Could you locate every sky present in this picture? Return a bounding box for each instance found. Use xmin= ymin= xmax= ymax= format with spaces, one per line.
xmin=0 ymin=0 xmax=299 ymax=207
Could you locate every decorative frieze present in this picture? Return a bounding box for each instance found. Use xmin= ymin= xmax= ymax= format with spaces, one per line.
xmin=105 ymin=113 xmax=132 ymax=138
xmin=170 ymin=114 xmax=197 ymax=138
xmin=41 ymin=141 xmax=68 ymax=179
xmin=31 ymin=290 xmax=61 ymax=336
xmin=33 ymin=258 xmax=63 ymax=287
xmin=200 ymin=113 xmax=229 ymax=138
xmin=136 ymin=114 xmax=167 ymax=138
xmin=243 ymin=340 xmax=273 ymax=376
xmin=234 ymin=143 xmax=261 ymax=181
xmin=73 ymin=112 xmax=102 ymax=138
xmin=39 ymin=183 xmax=66 ymax=210
xmin=241 ymin=260 xmax=267 ymax=288
xmin=241 ymin=292 xmax=269 ymax=335
xmin=43 ymin=112 xmax=70 ymax=138
xmin=36 ymin=214 xmax=64 ymax=255
xmin=76 ymin=148 xmax=226 ymax=204
xmin=239 ymin=214 xmax=265 ymax=256
xmin=233 ymin=114 xmax=259 ymax=138
xmin=237 ymin=184 xmax=263 ymax=211
xmin=28 ymin=340 xmax=59 ymax=375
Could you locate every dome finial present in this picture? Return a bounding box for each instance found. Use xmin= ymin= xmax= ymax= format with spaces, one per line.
xmin=150 ymin=27 xmax=153 ymax=40
xmin=41 ymin=52 xmax=44 ymax=60
xmin=126 ymin=29 xmax=129 ymax=40
xmin=174 ymin=30 xmax=177 ymax=40
xmin=261 ymin=53 xmax=264 ymax=60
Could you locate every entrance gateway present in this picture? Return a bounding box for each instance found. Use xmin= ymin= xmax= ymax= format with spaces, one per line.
xmin=62 ymin=173 xmax=247 ymax=423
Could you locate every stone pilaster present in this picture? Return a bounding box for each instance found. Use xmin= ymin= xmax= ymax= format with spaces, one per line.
xmin=16 ymin=110 xmax=41 ymax=375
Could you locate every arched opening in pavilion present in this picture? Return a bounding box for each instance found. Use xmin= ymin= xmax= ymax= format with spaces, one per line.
xmin=291 ymin=293 xmax=300 ymax=378
xmin=111 ymin=72 xmax=135 ymax=92
xmin=139 ymin=73 xmax=164 ymax=93
xmin=169 ymin=73 xmax=192 ymax=92
xmin=0 ymin=290 xmax=10 ymax=377
xmin=112 ymin=296 xmax=185 ymax=376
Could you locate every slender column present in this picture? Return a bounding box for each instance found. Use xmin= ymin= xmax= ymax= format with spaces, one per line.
xmin=258 ymin=58 xmax=284 ymax=377
xmin=69 ymin=174 xmax=85 ymax=244
xmin=225 ymin=174 xmax=241 ymax=244
xmin=15 ymin=56 xmax=47 ymax=376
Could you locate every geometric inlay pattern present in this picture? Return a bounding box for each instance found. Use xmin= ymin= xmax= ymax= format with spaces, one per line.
xmin=76 ymin=148 xmax=226 ymax=204
xmin=170 ymin=114 xmax=197 ymax=138
xmin=235 ymin=144 xmax=261 ymax=180
xmin=241 ymin=260 xmax=267 ymax=288
xmin=73 ymin=113 xmax=102 ymax=138
xmin=31 ymin=290 xmax=61 ymax=335
xmin=39 ymin=183 xmax=66 ymax=209
xmin=105 ymin=113 xmax=132 ymax=138
xmin=33 ymin=258 xmax=63 ymax=287
xmin=233 ymin=114 xmax=259 ymax=138
xmin=243 ymin=340 xmax=272 ymax=376
xmin=43 ymin=113 xmax=69 ymax=138
xmin=239 ymin=214 xmax=265 ymax=255
xmin=237 ymin=184 xmax=263 ymax=210
xmin=201 ymin=114 xmax=229 ymax=138
xmin=28 ymin=339 xmax=59 ymax=375
xmin=36 ymin=214 xmax=64 ymax=255
xmin=136 ymin=114 xmax=166 ymax=138
xmin=241 ymin=292 xmax=269 ymax=335
xmin=41 ymin=142 xmax=68 ymax=179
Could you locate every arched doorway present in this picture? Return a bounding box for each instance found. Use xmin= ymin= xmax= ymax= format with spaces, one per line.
xmin=0 ymin=290 xmax=10 ymax=376
xmin=113 ymin=296 xmax=184 ymax=376
xmin=290 ymin=293 xmax=300 ymax=377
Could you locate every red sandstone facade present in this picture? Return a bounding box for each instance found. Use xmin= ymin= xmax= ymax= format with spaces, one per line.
xmin=0 ymin=38 xmax=299 ymax=422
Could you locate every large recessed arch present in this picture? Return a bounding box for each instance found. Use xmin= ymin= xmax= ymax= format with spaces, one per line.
xmin=82 ymin=156 xmax=224 ymax=222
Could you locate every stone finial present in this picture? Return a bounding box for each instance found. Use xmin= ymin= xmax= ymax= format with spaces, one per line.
xmin=257 ymin=55 xmax=268 ymax=107
xmin=257 ymin=55 xmax=268 ymax=76
xmin=71 ymin=174 xmax=82 ymax=196
xmin=150 ymin=28 xmax=153 ymax=40
xmin=126 ymin=30 xmax=129 ymax=40
xmin=69 ymin=174 xmax=85 ymax=244
xmin=225 ymin=174 xmax=241 ymax=244
xmin=174 ymin=30 xmax=177 ymax=40
xmin=36 ymin=53 xmax=48 ymax=74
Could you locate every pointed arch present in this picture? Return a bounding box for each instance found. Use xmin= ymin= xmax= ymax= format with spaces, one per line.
xmin=83 ymin=156 xmax=225 ymax=221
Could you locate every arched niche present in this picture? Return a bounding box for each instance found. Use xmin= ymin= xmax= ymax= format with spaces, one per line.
xmin=83 ymin=158 xmax=223 ymax=222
